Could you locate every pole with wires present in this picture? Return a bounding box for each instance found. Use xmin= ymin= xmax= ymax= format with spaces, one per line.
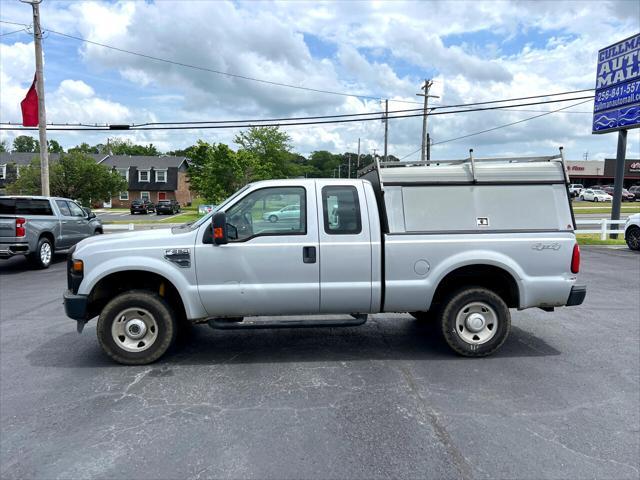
xmin=21 ymin=0 xmax=49 ymax=195
xmin=356 ymin=138 xmax=361 ymax=171
xmin=416 ymin=79 xmax=439 ymax=162
xmin=383 ymin=99 xmax=389 ymax=162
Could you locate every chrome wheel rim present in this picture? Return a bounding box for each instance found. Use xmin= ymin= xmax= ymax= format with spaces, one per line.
xmin=40 ymin=242 xmax=52 ymax=265
xmin=629 ymin=230 xmax=640 ymax=250
xmin=111 ymin=307 xmax=158 ymax=352
xmin=455 ymin=301 xmax=498 ymax=345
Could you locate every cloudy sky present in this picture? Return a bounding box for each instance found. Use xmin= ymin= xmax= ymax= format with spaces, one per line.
xmin=0 ymin=0 xmax=639 ymax=160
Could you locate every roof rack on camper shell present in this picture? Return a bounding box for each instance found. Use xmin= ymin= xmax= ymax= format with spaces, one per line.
xmin=358 ymin=147 xmax=570 ymax=186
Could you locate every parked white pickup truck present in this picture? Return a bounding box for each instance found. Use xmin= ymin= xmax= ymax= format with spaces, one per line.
xmin=64 ymin=150 xmax=586 ymax=364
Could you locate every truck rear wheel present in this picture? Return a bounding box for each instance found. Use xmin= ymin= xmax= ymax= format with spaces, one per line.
xmin=29 ymin=237 xmax=53 ymax=269
xmin=440 ymin=287 xmax=510 ymax=357
xmin=96 ymin=290 xmax=177 ymax=365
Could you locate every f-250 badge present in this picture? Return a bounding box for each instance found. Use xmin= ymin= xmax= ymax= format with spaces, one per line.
xmin=164 ymin=248 xmax=191 ymax=267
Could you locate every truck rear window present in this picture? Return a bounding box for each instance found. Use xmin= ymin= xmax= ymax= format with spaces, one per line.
xmin=0 ymin=198 xmax=54 ymax=215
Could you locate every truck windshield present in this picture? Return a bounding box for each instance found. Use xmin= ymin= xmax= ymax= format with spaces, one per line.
xmin=173 ymin=184 xmax=252 ymax=231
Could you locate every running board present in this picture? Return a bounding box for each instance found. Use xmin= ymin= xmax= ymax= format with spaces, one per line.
xmin=207 ymin=314 xmax=368 ymax=330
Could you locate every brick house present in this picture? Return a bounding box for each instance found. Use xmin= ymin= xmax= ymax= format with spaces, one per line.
xmin=99 ymin=155 xmax=192 ymax=208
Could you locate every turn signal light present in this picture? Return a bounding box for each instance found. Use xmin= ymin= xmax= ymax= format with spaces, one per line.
xmin=72 ymin=260 xmax=84 ymax=273
xmin=571 ymin=243 xmax=580 ymax=274
xmin=15 ymin=217 xmax=26 ymax=237
xmin=213 ymin=227 xmax=224 ymax=239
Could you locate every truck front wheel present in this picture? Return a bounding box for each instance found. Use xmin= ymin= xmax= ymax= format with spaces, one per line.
xmin=440 ymin=287 xmax=510 ymax=357
xmin=96 ymin=290 xmax=177 ymax=365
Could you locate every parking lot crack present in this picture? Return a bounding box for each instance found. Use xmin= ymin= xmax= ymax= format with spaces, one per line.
xmin=525 ymin=427 xmax=640 ymax=476
xmin=115 ymin=368 xmax=153 ymax=403
xmin=398 ymin=364 xmax=474 ymax=480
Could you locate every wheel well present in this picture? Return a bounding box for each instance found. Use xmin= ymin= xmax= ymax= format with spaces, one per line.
xmin=431 ymin=265 xmax=519 ymax=309
xmin=94 ymin=227 xmax=103 ymax=234
xmin=88 ymin=271 xmax=186 ymax=321
xmin=39 ymin=231 xmax=55 ymax=249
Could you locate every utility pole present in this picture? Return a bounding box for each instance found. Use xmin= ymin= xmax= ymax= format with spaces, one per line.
xmin=416 ymin=79 xmax=439 ymax=162
xmin=347 ymin=154 xmax=351 ymax=179
xmin=383 ymin=99 xmax=389 ymax=162
xmin=356 ymin=138 xmax=361 ymax=170
xmin=22 ymin=0 xmax=49 ymax=196
xmin=338 ymin=164 xmax=341 ymax=178
xmin=426 ymin=133 xmax=431 ymax=161
xmin=610 ymin=129 xmax=627 ymax=239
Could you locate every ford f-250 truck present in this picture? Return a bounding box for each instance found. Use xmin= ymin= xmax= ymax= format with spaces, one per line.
xmin=0 ymin=196 xmax=102 ymax=268
xmin=64 ymin=150 xmax=586 ymax=364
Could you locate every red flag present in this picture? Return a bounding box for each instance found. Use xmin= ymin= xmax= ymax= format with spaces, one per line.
xmin=21 ymin=74 xmax=38 ymax=127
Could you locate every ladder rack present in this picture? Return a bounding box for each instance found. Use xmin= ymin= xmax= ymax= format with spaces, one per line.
xmin=358 ymin=147 xmax=569 ymax=184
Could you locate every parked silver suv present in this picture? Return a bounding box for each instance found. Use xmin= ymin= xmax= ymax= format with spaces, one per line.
xmin=0 ymin=196 xmax=103 ymax=268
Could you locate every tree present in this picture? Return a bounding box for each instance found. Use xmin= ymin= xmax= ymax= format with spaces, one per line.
xmin=186 ymin=140 xmax=278 ymax=203
xmin=6 ymin=160 xmax=40 ymax=195
xmin=187 ymin=142 xmax=241 ymax=203
xmin=68 ymin=142 xmax=99 ymax=154
xmin=106 ymin=138 xmax=160 ymax=156
xmin=0 ymin=140 xmax=7 ymax=153
xmin=6 ymin=152 xmax=127 ymax=205
xmin=234 ymin=126 xmax=293 ymax=178
xmin=47 ymin=139 xmax=64 ymax=153
xmin=12 ymin=135 xmax=38 ymax=153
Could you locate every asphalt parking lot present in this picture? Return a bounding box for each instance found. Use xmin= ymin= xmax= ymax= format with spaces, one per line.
xmin=1 ymin=248 xmax=638 ymax=479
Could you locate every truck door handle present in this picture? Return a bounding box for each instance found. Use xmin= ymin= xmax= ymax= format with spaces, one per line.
xmin=302 ymin=246 xmax=316 ymax=264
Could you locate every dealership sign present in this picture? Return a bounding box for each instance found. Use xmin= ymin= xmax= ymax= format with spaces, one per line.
xmin=592 ymin=33 xmax=640 ymax=134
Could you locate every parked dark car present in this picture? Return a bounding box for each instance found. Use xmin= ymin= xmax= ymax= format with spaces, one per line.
xmin=130 ymin=199 xmax=155 ymax=214
xmin=602 ymin=186 xmax=635 ymax=201
xmin=155 ymin=199 xmax=181 ymax=215
xmin=629 ymin=185 xmax=640 ymax=199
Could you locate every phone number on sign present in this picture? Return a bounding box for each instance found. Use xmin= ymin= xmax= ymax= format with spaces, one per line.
xmin=596 ymin=80 xmax=640 ymax=102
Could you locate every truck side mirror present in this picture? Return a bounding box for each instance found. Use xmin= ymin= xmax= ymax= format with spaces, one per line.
xmin=212 ymin=212 xmax=228 ymax=245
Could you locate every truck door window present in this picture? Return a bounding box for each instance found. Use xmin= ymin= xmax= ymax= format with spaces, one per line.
xmin=55 ymin=200 xmax=71 ymax=216
xmin=225 ymin=187 xmax=306 ymax=241
xmin=67 ymin=201 xmax=85 ymax=217
xmin=322 ymin=186 xmax=362 ymax=235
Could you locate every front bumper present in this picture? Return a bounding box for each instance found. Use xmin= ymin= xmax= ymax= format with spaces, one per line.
xmin=566 ymin=285 xmax=586 ymax=306
xmin=63 ymin=290 xmax=89 ymax=321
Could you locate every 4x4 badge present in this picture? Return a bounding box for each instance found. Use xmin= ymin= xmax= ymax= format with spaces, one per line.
xmin=532 ymin=243 xmax=561 ymax=251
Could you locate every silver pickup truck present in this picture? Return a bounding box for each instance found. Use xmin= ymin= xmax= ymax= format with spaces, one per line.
xmin=64 ymin=151 xmax=586 ymax=364
xmin=0 ymin=196 xmax=103 ymax=268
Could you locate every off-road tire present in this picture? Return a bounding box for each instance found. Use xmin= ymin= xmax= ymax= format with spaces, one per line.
xmin=97 ymin=290 xmax=177 ymax=365
xmin=29 ymin=236 xmax=53 ymax=269
xmin=441 ymin=287 xmax=510 ymax=357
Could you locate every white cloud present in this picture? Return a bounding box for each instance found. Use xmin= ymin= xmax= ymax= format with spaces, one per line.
xmin=1 ymin=0 xmax=639 ymax=159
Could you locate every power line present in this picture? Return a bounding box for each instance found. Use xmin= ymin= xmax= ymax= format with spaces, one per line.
xmin=399 ymin=98 xmax=592 ymax=159
xmin=0 ymin=94 xmax=595 ymax=130
xmin=0 ymin=95 xmax=594 ymax=131
xmin=0 ymin=27 xmax=26 ymax=37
